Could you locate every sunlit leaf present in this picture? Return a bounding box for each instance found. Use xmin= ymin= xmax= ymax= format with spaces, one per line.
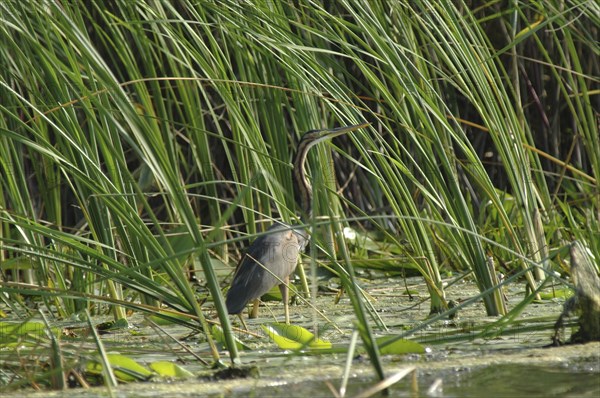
xmin=262 ymin=323 xmax=332 ymax=350
xmin=260 ymin=284 xmax=299 ymax=302
xmin=147 ymin=311 xmax=192 ymax=326
xmin=515 ymin=15 xmax=544 ymax=39
xmin=538 ymin=289 xmax=574 ymax=301
xmin=86 ymin=353 xmax=153 ymax=382
xmin=377 ymin=336 xmax=427 ymax=355
xmin=261 ymin=324 xmax=303 ymax=350
xmin=0 ymin=321 xmax=61 ymax=345
xmin=212 ymin=324 xmax=251 ymax=351
xmin=149 ymin=361 xmax=194 ymax=378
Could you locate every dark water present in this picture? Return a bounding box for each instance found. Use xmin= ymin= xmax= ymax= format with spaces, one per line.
xmin=224 ymin=362 xmax=600 ymax=398
xmin=438 ymin=361 xmax=600 ymax=398
xmin=200 ymin=354 xmax=600 ymax=398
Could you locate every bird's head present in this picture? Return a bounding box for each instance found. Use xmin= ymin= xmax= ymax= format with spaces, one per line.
xmin=300 ymin=122 xmax=371 ymax=151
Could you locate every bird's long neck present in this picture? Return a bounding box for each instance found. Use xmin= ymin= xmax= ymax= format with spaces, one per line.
xmin=293 ymin=137 xmax=313 ymax=219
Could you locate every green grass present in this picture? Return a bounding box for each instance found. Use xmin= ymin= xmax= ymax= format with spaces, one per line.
xmin=0 ymin=0 xmax=597 ymax=391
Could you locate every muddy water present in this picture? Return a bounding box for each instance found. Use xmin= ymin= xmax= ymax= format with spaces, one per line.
xmin=3 ymin=277 xmax=599 ymax=397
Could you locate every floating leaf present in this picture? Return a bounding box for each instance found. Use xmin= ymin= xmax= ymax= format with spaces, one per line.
xmin=111 ymin=318 xmax=131 ymax=330
xmin=212 ymin=324 xmax=251 ymax=351
xmin=0 ymin=321 xmax=61 ymax=345
xmin=258 ymin=285 xmax=300 ymax=303
xmin=538 ymin=289 xmax=574 ymax=300
xmin=262 ymin=323 xmax=331 ymax=350
xmin=261 ymin=325 xmax=303 ymax=350
xmin=147 ymin=311 xmax=191 ymax=326
xmin=260 ymin=285 xmax=284 ymax=301
xmin=377 ymin=336 xmax=426 ymax=355
xmin=86 ymin=353 xmax=153 ymax=382
xmin=149 ymin=361 xmax=194 ymax=378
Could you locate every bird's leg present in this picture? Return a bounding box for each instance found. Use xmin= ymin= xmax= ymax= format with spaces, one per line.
xmin=279 ymin=276 xmax=290 ymax=324
xmin=237 ymin=313 xmax=249 ymax=331
xmin=249 ymin=299 xmax=260 ymax=319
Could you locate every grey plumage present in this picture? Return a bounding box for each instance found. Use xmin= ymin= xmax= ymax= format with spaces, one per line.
xmin=226 ymin=224 xmax=308 ymax=314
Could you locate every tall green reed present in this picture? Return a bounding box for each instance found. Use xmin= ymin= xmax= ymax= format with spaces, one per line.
xmin=0 ymin=0 xmax=597 ymax=378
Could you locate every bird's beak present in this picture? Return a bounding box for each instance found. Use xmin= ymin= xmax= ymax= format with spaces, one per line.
xmin=313 ymin=122 xmax=371 ymax=143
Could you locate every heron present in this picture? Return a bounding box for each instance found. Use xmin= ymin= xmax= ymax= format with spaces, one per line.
xmin=225 ymin=122 xmax=369 ymax=324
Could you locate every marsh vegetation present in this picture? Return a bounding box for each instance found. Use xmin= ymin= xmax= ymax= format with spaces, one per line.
xmin=0 ymin=1 xmax=598 ymax=395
